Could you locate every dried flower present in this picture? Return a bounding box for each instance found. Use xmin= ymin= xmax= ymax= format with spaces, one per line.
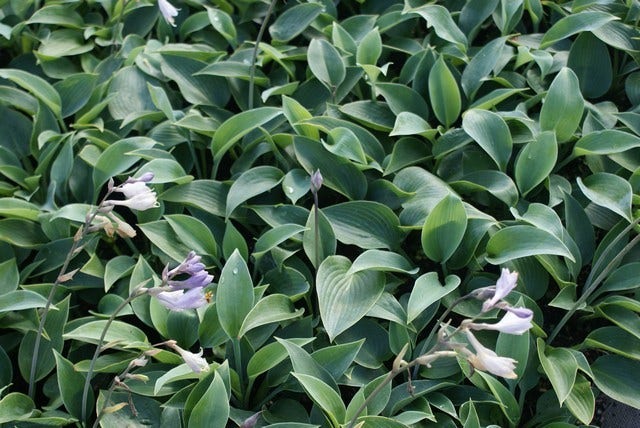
xmin=482 ymin=268 xmax=519 ymax=312
xmin=158 ymin=0 xmax=180 ymax=27
xmin=463 ymin=330 xmax=518 ymax=379
xmin=165 ymin=340 xmax=209 ymax=373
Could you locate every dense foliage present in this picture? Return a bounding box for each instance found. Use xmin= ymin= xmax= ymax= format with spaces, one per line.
xmin=1 ymin=0 xmax=639 ymax=426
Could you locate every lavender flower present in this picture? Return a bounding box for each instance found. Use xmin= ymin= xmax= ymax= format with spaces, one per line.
xmin=165 ymin=340 xmax=209 ymax=373
xmin=158 ymin=0 xmax=180 ymax=27
xmin=310 ymin=169 xmax=323 ymax=193
xmin=104 ymin=175 xmax=159 ymax=211
xmin=148 ymin=251 xmax=213 ymax=311
xmin=481 ymin=268 xmax=519 ymax=312
xmin=463 ymin=330 xmax=518 ymax=379
xmin=467 ymin=310 xmax=533 ymax=335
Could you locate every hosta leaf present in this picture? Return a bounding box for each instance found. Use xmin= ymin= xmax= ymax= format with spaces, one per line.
xmin=540 ymin=11 xmax=618 ymax=49
xmin=405 ymin=4 xmax=467 ymax=51
xmin=565 ymin=374 xmax=595 ymax=425
xmin=317 ymin=255 xmax=385 ymax=341
xmin=567 ymin=32 xmax=612 ymax=99
xmin=515 ymin=131 xmax=558 ymax=196
xmin=429 ymin=56 xmax=461 ymax=128
xmin=292 ymin=373 xmax=346 ymax=426
xmin=225 ymin=166 xmax=284 ymax=218
xmin=206 ymin=7 xmax=236 ymax=45
xmin=592 ymin=355 xmax=640 ymax=409
xmin=0 ymin=69 xmax=62 ymax=119
xmin=52 ymin=350 xmax=92 ymax=420
xmin=486 ymin=225 xmax=575 ymax=264
xmin=308 ymin=38 xmax=346 ymax=90
xmin=188 ymin=372 xmax=229 ymax=428
xmin=348 ymin=250 xmax=418 ymax=275
xmin=539 ymin=68 xmax=584 ymax=143
xmin=407 ymin=273 xmax=460 ymax=324
xmin=461 ymin=37 xmax=508 ymax=99
xmin=462 ymin=109 xmax=512 ymax=171
xmin=577 ymin=173 xmax=632 ymax=222
xmin=573 ymin=130 xmax=640 ymax=156
xmin=0 ymin=393 xmax=34 ymax=424
xmin=421 ymin=195 xmax=467 ymax=263
xmin=537 ymin=339 xmax=578 ymax=405
xmin=270 ymin=3 xmax=323 ymax=42
xmin=238 ymin=294 xmax=304 ymax=337
xmin=323 ymin=201 xmax=404 ymax=250
xmin=216 ymin=250 xmax=254 ymax=339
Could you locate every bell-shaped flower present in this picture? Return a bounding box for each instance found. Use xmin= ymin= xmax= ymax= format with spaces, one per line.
xmin=158 ymin=0 xmax=180 ymax=27
xmin=467 ymin=310 xmax=533 ymax=335
xmin=105 ymin=179 xmax=159 ymax=211
xmin=165 ymin=340 xmax=209 ymax=373
xmin=482 ymin=268 xmax=519 ymax=312
xmin=151 ymin=287 xmax=208 ymax=311
xmin=464 ymin=330 xmax=518 ymax=379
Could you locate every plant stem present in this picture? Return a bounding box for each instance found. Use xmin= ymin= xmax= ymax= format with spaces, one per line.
xmin=313 ymin=190 xmax=320 ymax=270
xmin=232 ymin=338 xmax=245 ymax=396
xmin=81 ymin=287 xmax=147 ymax=426
xmin=248 ymin=0 xmax=278 ymax=109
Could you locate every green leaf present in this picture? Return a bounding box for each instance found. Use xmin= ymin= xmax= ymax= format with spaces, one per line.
xmin=462 ymin=109 xmax=513 ymax=171
xmin=303 ymin=207 xmax=336 ymax=269
xmin=238 ymin=294 xmax=304 ymax=337
xmin=384 ymin=136 xmax=431 ymax=174
xmin=0 ymin=290 xmax=48 ymax=313
xmin=308 ymin=38 xmax=346 ymax=91
xmin=225 ymin=166 xmax=284 ymax=218
xmin=574 ymin=130 xmax=640 ymax=156
xmin=211 ymin=107 xmax=282 ymax=165
xmin=317 ymin=255 xmax=385 ymax=341
xmin=429 ymin=56 xmax=461 ymax=128
xmin=253 ymin=223 xmax=307 ymax=259
xmin=486 ymin=225 xmax=575 ymax=264
xmin=323 ymin=201 xmax=404 ymax=250
xmin=357 ymin=27 xmax=382 ymax=65
xmin=188 ymin=372 xmax=229 ymax=428
xmin=52 ymin=350 xmax=92 ymax=420
xmin=515 ymin=131 xmax=558 ymax=196
xmin=0 ymin=393 xmax=34 ymax=423
xmin=421 ymin=194 xmax=467 ymax=263
xmin=407 ymin=272 xmax=460 ymax=324
xmin=92 ymin=137 xmax=156 ymax=190
xmin=0 ymin=69 xmax=62 ymax=119
xmin=27 ymin=4 xmax=83 ymax=28
xmin=63 ymin=320 xmax=148 ymax=348
xmin=161 ymin=180 xmax=228 ymax=218
xmin=537 ymin=339 xmax=578 ymax=405
xmin=577 ymin=173 xmax=632 ymax=222
xmin=565 ymin=374 xmax=595 ymax=425
xmin=376 ymin=83 xmax=430 ymax=118
xmin=277 ymin=338 xmax=338 ymax=391
xmin=583 ymin=327 xmax=640 ymax=361
xmin=165 ymin=214 xmax=218 ymax=259
xmin=539 ymin=68 xmax=584 ymax=142
xmin=592 ymin=355 xmax=640 ymax=409
xmin=405 ymin=4 xmax=467 ymax=51
xmin=196 ymin=61 xmax=269 ymax=85
xmin=294 ymin=137 xmax=367 ymax=200
xmin=339 ymin=101 xmax=395 ymax=132
xmin=291 ymin=373 xmax=346 ymax=426
xmin=54 ymin=73 xmax=98 ymax=118
xmin=216 ymin=249 xmax=254 ymax=338
xmin=107 ymin=66 xmax=158 ymax=120
xmin=269 ymin=3 xmax=323 ymax=42
xmin=104 ymin=255 xmax=135 ymax=292
xmin=540 ymin=11 xmax=618 ymax=49
xmin=323 ymin=127 xmax=367 ymax=164
xmin=349 ymin=250 xmax=418 ymax=275
xmin=567 ymin=32 xmax=612 ymax=99
xmin=160 ymin=55 xmax=229 ymax=107
xmin=206 ymin=7 xmax=237 ymax=45
xmin=246 ymin=338 xmax=314 ymax=379
xmin=461 ymin=37 xmax=508 ymax=99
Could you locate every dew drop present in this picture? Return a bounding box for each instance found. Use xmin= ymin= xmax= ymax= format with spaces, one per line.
xmin=232 ymin=268 xmax=238 ymax=275
xmin=286 ymin=186 xmax=294 ymax=194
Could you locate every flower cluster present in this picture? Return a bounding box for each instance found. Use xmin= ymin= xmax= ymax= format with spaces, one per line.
xmin=104 ymin=172 xmax=159 ymax=211
xmin=459 ymin=268 xmax=533 ymax=379
xmin=147 ymin=251 xmax=213 ymax=311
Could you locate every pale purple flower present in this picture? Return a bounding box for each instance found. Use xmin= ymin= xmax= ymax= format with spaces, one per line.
xmin=310 ymin=169 xmax=323 ymax=193
xmin=152 ymin=287 xmax=208 ymax=311
xmin=467 ymin=310 xmax=533 ymax=335
xmin=165 ymin=340 xmax=209 ymax=373
xmin=158 ymin=0 xmax=180 ymax=27
xmin=105 ymin=180 xmax=159 ymax=211
xmin=464 ymin=330 xmax=518 ymax=379
xmin=482 ymin=268 xmax=519 ymax=312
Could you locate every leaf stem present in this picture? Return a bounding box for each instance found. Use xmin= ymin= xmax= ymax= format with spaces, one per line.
xmin=248 ymin=0 xmax=278 ymax=109
xmin=81 ymin=286 xmax=148 ymax=426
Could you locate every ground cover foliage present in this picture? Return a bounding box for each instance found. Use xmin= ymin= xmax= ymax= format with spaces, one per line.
xmin=1 ymin=0 xmax=640 ymax=426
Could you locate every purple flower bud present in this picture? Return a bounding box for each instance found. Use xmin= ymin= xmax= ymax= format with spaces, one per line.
xmin=310 ymin=169 xmax=323 ymax=193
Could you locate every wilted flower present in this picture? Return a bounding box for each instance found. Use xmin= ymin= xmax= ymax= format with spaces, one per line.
xmin=481 ymin=268 xmax=519 ymax=312
xmin=310 ymin=169 xmax=323 ymax=193
xmin=158 ymin=0 xmax=180 ymax=27
xmin=165 ymin=340 xmax=209 ymax=373
xmin=463 ymin=330 xmax=518 ymax=379
xmin=147 ymin=251 xmax=213 ymax=311
xmin=466 ymin=310 xmax=533 ymax=335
